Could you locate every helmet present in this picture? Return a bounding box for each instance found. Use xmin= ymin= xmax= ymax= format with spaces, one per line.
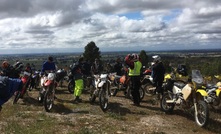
xmin=124 ymin=54 xmax=131 ymax=62
xmin=48 ymin=56 xmax=53 ymax=62
xmin=152 ymin=55 xmax=161 ymax=62
xmin=2 ymin=61 xmax=9 ymax=68
xmin=132 ymin=53 xmax=139 ymax=61
xmin=14 ymin=61 xmax=24 ymax=70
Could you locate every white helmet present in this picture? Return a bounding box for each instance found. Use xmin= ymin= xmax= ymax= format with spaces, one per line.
xmin=152 ymin=55 xmax=161 ymax=62
xmin=132 ymin=53 xmax=139 ymax=61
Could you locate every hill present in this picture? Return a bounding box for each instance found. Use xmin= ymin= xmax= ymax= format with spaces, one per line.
xmin=0 ymin=82 xmax=221 ymax=134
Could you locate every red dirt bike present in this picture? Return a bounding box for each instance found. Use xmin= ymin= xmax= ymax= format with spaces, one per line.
xmin=38 ymin=72 xmax=57 ymax=112
xmin=13 ymin=70 xmax=32 ymax=104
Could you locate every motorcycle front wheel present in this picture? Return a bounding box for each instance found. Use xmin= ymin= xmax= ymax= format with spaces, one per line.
xmin=99 ymin=84 xmax=109 ymax=112
xmin=44 ymin=86 xmax=54 ymax=112
xmin=68 ymin=80 xmax=75 ymax=94
xmin=160 ymin=93 xmax=175 ymax=113
xmin=89 ymin=88 xmax=97 ymax=103
xmin=195 ymin=100 xmax=209 ymax=127
xmin=13 ymin=91 xmax=21 ymax=104
xmin=38 ymin=88 xmax=45 ymax=103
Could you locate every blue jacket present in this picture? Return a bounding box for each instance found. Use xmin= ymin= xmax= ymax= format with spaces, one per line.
xmin=0 ymin=76 xmax=22 ymax=106
xmin=41 ymin=61 xmax=56 ymax=73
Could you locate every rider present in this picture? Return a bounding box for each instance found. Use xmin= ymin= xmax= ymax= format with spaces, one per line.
xmin=71 ymin=57 xmax=84 ymax=103
xmin=151 ymin=55 xmax=165 ymax=97
xmin=41 ymin=56 xmax=56 ymax=74
xmin=40 ymin=56 xmax=57 ymax=97
xmin=125 ymin=53 xmax=142 ymax=106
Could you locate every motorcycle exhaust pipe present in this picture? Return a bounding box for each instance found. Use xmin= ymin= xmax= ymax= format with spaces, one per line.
xmin=166 ymin=100 xmax=175 ymax=103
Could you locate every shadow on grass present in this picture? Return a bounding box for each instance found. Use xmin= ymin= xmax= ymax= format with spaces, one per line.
xmin=52 ymin=103 xmax=90 ymax=114
xmin=108 ymin=102 xmax=131 ymax=116
xmin=20 ymin=96 xmax=43 ymax=107
xmin=55 ymin=89 xmax=71 ymax=95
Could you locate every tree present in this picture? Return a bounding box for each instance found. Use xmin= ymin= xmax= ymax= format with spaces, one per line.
xmin=83 ymin=41 xmax=101 ymax=63
xmin=139 ymin=50 xmax=148 ymax=67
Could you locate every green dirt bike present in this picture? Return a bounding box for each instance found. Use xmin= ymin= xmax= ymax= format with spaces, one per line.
xmin=160 ymin=70 xmax=209 ymax=127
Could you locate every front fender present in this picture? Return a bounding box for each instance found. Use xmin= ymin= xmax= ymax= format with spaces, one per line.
xmin=98 ymin=81 xmax=106 ymax=88
xmin=196 ymin=89 xmax=208 ymax=97
xmin=44 ymin=80 xmax=53 ymax=86
xmin=216 ymin=88 xmax=221 ymax=96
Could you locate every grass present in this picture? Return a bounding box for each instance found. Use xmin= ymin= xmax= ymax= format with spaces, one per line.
xmin=0 ymin=85 xmax=220 ymax=134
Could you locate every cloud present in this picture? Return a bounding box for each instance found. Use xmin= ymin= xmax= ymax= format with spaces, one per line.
xmin=0 ymin=0 xmax=221 ymax=54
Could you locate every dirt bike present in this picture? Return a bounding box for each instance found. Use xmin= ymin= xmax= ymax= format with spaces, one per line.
xmin=98 ymin=73 xmax=114 ymax=112
xmin=110 ymin=73 xmax=145 ymax=101
xmin=88 ymin=73 xmax=114 ymax=112
xmin=140 ymin=74 xmax=156 ymax=96
xmin=160 ymin=70 xmax=209 ymax=127
xmin=203 ymin=84 xmax=221 ymax=109
xmin=29 ymin=70 xmax=40 ymax=90
xmin=141 ymin=64 xmax=188 ymax=97
xmin=89 ymin=74 xmax=103 ymax=103
xmin=38 ymin=72 xmax=57 ymax=112
xmin=13 ymin=70 xmax=31 ymax=104
xmin=56 ymin=69 xmax=67 ymax=87
xmin=202 ymin=75 xmax=221 ymax=109
xmin=67 ymin=71 xmax=75 ymax=94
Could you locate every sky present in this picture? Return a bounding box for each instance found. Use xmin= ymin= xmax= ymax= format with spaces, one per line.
xmin=0 ymin=0 xmax=221 ymax=54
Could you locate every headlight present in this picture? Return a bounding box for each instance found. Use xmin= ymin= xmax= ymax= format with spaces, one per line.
xmin=48 ymin=73 xmax=55 ymax=80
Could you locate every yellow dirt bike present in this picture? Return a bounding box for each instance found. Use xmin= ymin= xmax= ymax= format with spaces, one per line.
xmin=203 ymin=75 xmax=221 ymax=109
xmin=161 ymin=70 xmax=209 ymax=127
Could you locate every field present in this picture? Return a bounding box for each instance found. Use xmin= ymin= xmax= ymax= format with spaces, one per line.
xmin=0 ymin=81 xmax=221 ymax=134
xmin=1 ymin=50 xmax=221 ymax=134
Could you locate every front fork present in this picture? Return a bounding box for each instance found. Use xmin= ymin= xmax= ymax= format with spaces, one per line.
xmin=192 ymin=91 xmax=198 ymax=115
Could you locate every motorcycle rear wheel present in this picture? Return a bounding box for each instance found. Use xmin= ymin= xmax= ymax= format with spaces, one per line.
xmin=128 ymin=87 xmax=145 ymax=101
xmin=195 ymin=100 xmax=209 ymax=127
xmin=160 ymin=93 xmax=175 ymax=113
xmin=143 ymin=83 xmax=155 ymax=96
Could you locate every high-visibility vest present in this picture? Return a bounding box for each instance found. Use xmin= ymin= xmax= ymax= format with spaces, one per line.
xmin=129 ymin=61 xmax=142 ymax=76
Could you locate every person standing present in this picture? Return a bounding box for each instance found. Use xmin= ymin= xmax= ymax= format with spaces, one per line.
xmin=125 ymin=54 xmax=142 ymax=106
xmin=71 ymin=57 xmax=84 ymax=103
xmin=91 ymin=58 xmax=103 ymax=75
xmin=114 ymin=57 xmax=123 ymax=76
xmin=151 ymin=55 xmax=165 ymax=97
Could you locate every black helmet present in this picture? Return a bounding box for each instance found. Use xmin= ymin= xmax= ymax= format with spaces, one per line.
xmin=13 ymin=61 xmax=24 ymax=70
